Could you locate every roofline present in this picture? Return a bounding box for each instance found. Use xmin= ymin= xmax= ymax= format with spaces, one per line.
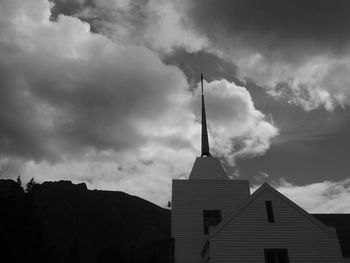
xmin=207 ymin=183 xmax=338 ymax=240
xmin=172 ymin=179 xmax=249 ymax=183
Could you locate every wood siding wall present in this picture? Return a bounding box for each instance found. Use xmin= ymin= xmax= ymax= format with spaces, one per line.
xmin=211 ymin=188 xmax=343 ymax=263
xmin=171 ymin=179 xmax=250 ymax=263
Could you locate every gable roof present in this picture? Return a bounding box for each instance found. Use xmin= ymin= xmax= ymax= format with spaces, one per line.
xmin=208 ymin=183 xmax=338 ymax=240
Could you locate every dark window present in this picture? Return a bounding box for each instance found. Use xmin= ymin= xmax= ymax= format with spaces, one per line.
xmin=265 ymin=200 xmax=275 ymax=223
xmin=264 ymin=249 xmax=289 ymax=263
xmin=203 ymin=210 xmax=221 ymax=234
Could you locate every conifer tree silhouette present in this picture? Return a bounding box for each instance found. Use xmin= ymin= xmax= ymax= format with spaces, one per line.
xmin=25 ymin=178 xmax=36 ymax=193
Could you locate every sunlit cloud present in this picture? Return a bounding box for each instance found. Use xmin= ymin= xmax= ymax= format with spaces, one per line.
xmin=252 ymin=178 xmax=350 ymax=213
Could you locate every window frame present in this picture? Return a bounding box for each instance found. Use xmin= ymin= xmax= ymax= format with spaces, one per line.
xmin=264 ymin=248 xmax=289 ymax=263
xmin=202 ymin=210 xmax=221 ymax=235
xmin=265 ymin=200 xmax=275 ymax=223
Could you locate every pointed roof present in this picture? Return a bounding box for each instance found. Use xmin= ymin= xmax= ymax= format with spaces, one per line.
xmin=207 ymin=183 xmax=338 ymax=239
xmin=189 ymin=157 xmax=229 ymax=180
xmin=187 ymin=74 xmax=228 ymax=180
xmin=200 ymin=73 xmax=211 ymax=158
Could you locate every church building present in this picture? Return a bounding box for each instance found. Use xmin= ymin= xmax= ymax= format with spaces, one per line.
xmin=171 ymin=74 xmax=343 ymax=263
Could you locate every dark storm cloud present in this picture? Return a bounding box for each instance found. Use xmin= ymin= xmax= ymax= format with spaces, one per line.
xmin=49 ymin=0 xmax=93 ymax=20
xmin=188 ymin=0 xmax=350 ymax=56
xmin=52 ymin=0 xmax=350 ymax=54
xmin=50 ymin=0 xmax=207 ymax=53
xmin=0 ymin=0 xmax=191 ymax=162
xmin=50 ymin=0 xmax=151 ymax=35
xmin=0 ymin=63 xmax=57 ymax=161
xmin=47 ymin=0 xmax=350 ymax=111
xmin=164 ymin=49 xmax=239 ymax=89
xmin=182 ymin=0 xmax=350 ymax=110
xmin=0 ymin=46 xmax=187 ymax=161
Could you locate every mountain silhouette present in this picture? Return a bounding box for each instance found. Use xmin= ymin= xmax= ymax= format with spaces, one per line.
xmin=0 ymin=179 xmax=170 ymax=263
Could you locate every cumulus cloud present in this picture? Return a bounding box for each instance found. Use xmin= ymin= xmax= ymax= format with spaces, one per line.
xmin=0 ymin=0 xmax=278 ymax=205
xmin=235 ymin=54 xmax=350 ymax=111
xmin=252 ymin=178 xmax=350 ymax=213
xmin=192 ymin=79 xmax=279 ymax=164
xmin=186 ymin=0 xmax=350 ymax=111
xmin=50 ymin=0 xmax=208 ymax=54
xmin=0 ymin=0 xmax=190 ymax=161
xmin=50 ymin=0 xmax=350 ymax=111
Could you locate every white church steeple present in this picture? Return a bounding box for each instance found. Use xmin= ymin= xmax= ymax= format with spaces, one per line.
xmin=189 ymin=74 xmax=228 ymax=180
xmin=171 ymin=74 xmax=250 ymax=263
xmin=200 ymin=73 xmax=211 ymax=158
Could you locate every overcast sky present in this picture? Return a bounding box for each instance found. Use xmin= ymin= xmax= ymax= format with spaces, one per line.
xmin=1 ymin=0 xmax=350 ymax=212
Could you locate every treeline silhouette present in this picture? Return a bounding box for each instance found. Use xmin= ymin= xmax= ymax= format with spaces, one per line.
xmin=0 ymin=179 xmax=171 ymax=263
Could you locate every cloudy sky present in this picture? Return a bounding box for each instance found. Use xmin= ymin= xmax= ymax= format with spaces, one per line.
xmin=1 ymin=0 xmax=350 ymax=212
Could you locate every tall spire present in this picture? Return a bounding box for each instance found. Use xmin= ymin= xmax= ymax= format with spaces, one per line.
xmin=201 ymin=73 xmax=211 ymax=157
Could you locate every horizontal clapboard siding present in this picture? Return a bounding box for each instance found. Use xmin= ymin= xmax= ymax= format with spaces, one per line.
xmin=172 ymin=179 xmax=250 ymax=263
xmin=211 ymin=187 xmax=343 ymax=263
